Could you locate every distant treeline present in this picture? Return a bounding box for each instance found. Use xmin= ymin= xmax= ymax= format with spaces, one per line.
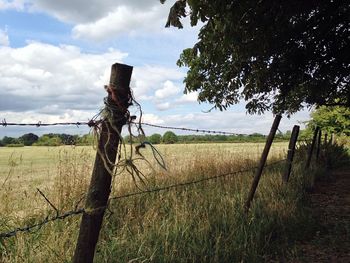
xmin=0 ymin=133 xmax=93 ymax=147
xmin=0 ymin=129 xmax=310 ymax=147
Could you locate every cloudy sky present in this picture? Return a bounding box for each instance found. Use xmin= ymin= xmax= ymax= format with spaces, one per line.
xmin=0 ymin=0 xmax=311 ymax=138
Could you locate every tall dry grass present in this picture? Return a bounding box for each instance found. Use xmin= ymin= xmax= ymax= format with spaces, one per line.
xmin=0 ymin=142 xmax=342 ymax=262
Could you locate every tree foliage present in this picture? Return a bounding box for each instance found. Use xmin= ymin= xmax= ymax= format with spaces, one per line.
xmin=1 ymin=136 xmax=19 ymax=145
xmin=162 ymin=131 xmax=178 ymax=144
xmin=34 ymin=135 xmax=62 ymax=146
xmin=161 ymin=0 xmax=349 ymax=114
xmin=19 ymin=133 xmax=39 ymax=146
xmin=308 ymin=106 xmax=350 ymax=136
xmin=149 ymin=133 xmax=162 ymax=144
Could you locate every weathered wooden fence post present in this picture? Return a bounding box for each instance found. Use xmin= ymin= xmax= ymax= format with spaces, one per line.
xmin=245 ymin=115 xmax=282 ymax=212
xmin=324 ymin=132 xmax=328 ymax=146
xmin=282 ymin=125 xmax=300 ymax=183
xmin=305 ymin=127 xmax=320 ymax=169
xmin=330 ymin=133 xmax=334 ymax=145
xmin=73 ymin=63 xmax=133 ymax=263
xmin=316 ymin=129 xmax=322 ymax=161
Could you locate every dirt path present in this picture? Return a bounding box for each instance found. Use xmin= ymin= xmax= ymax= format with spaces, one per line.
xmin=292 ymin=168 xmax=350 ymax=262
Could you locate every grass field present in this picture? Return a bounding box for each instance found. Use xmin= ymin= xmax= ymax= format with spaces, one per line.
xmin=0 ymin=141 xmax=321 ymax=262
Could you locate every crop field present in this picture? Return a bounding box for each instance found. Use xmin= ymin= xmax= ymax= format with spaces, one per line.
xmin=0 ymin=142 xmax=288 ymax=192
xmin=0 ymin=141 xmax=314 ymax=262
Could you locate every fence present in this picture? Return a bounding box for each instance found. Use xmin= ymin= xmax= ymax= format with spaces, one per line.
xmin=0 ymin=117 xmax=326 ymax=255
xmin=0 ymin=63 xmax=329 ymax=262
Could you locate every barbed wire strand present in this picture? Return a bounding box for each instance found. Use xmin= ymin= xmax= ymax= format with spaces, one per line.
xmin=109 ymin=159 xmax=286 ymax=201
xmin=0 ymin=209 xmax=84 ymax=238
xmin=1 ymin=119 xmax=243 ymax=136
xmin=137 ymin=122 xmax=243 ymax=135
xmin=0 ymin=159 xmax=285 ymax=239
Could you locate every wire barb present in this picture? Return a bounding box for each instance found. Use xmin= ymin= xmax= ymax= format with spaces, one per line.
xmin=36 ymin=188 xmax=59 ymax=217
xmin=0 ymin=159 xmax=286 ymax=240
xmin=134 ymin=122 xmax=240 ymax=135
xmin=0 ymin=208 xmax=84 ymax=239
xmin=109 ymin=159 xmax=286 ymax=201
xmin=0 ymin=119 xmax=243 ymax=136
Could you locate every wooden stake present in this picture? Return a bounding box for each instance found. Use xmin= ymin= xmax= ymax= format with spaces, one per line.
xmin=306 ymin=127 xmax=320 ymax=169
xmin=73 ymin=63 xmax=133 ymax=263
xmin=316 ymin=129 xmax=322 ymax=161
xmin=330 ymin=133 xmax=334 ymax=145
xmin=282 ymin=125 xmax=299 ymax=183
xmin=245 ymin=115 xmax=282 ymax=212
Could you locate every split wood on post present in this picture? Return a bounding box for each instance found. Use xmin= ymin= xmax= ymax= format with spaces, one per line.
xmin=244 ymin=114 xmax=282 ymax=212
xmin=282 ymin=125 xmax=300 ymax=183
xmin=72 ymin=63 xmax=133 ymax=263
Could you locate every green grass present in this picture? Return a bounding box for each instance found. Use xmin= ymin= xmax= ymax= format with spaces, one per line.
xmin=0 ymin=141 xmax=331 ymax=262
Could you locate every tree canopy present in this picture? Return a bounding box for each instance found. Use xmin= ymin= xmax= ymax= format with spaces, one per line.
xmin=149 ymin=133 xmax=162 ymax=144
xmin=162 ymin=131 xmax=178 ymax=144
xmin=161 ymin=0 xmax=349 ymax=114
xmin=19 ymin=133 xmax=39 ymax=146
xmin=308 ymin=106 xmax=350 ymax=135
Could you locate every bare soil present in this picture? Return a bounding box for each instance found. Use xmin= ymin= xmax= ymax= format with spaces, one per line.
xmin=291 ymin=168 xmax=350 ymax=262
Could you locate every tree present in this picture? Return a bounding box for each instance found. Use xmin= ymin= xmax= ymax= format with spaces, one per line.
xmin=308 ymin=106 xmax=350 ymax=136
xmin=35 ymin=135 xmax=62 ymax=146
xmin=148 ymin=133 xmax=162 ymax=144
xmin=78 ymin=134 xmax=94 ymax=146
xmin=1 ymin=136 xmax=18 ymax=145
xmin=161 ymin=0 xmax=349 ymax=114
xmin=162 ymin=131 xmax=178 ymax=144
xmin=19 ymin=133 xmax=39 ymax=146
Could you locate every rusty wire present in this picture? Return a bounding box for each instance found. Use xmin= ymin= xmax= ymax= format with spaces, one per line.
xmin=0 ymin=159 xmax=286 ymax=240
xmin=0 ymin=209 xmax=84 ymax=238
xmin=108 ymin=159 xmax=286 ymax=201
xmin=1 ymin=118 xmax=243 ymax=136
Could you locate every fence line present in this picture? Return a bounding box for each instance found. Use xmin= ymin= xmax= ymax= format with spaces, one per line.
xmin=1 ymin=119 xmax=97 ymax=128
xmin=0 ymin=159 xmax=285 ymax=240
xmin=1 ymin=119 xmax=243 ymax=136
xmin=0 ymin=209 xmax=84 ymax=238
xmin=109 ymin=159 xmax=286 ymax=201
xmin=137 ymin=122 xmax=241 ymax=135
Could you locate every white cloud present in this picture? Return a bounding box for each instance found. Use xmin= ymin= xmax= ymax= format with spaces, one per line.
xmin=1 ymin=0 xmax=197 ymax=42
xmin=142 ymin=113 xmax=164 ymax=125
xmin=0 ymin=29 xmax=9 ymax=46
xmin=0 ymin=42 xmax=127 ymax=114
xmin=131 ymin=66 xmax=184 ymax=101
xmin=23 ymin=0 xmax=174 ymax=41
xmin=72 ymin=5 xmax=166 ymax=41
xmin=0 ymin=41 xmax=190 ymax=127
xmin=30 ymin=0 xmax=159 ymax=23
xmin=155 ymin=102 xmax=171 ymax=111
xmin=155 ymin=80 xmax=181 ymax=99
xmin=0 ymin=0 xmax=25 ymax=10
xmin=176 ymin=91 xmax=198 ymax=104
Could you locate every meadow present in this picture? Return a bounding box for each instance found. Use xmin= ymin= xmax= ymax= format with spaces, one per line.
xmin=0 ymin=142 xmax=323 ymax=262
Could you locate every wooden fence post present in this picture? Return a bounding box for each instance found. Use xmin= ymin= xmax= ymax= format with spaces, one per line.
xmin=330 ymin=133 xmax=334 ymax=145
xmin=245 ymin=115 xmax=282 ymax=212
xmin=282 ymin=125 xmax=300 ymax=183
xmin=324 ymin=132 xmax=328 ymax=145
xmin=316 ymin=129 xmax=322 ymax=161
xmin=73 ymin=63 xmax=133 ymax=263
xmin=305 ymin=127 xmax=320 ymax=169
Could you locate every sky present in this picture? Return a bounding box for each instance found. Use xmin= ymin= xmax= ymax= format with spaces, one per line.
xmin=0 ymin=0 xmax=311 ymax=138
